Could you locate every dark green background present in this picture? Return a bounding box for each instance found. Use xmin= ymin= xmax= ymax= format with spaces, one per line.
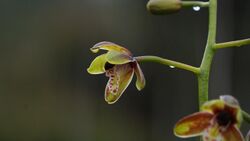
xmin=0 ymin=0 xmax=249 ymax=141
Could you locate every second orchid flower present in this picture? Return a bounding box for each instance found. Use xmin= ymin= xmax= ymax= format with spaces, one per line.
xmin=174 ymin=95 xmax=244 ymax=141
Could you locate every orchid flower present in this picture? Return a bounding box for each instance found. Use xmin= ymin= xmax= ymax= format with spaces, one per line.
xmin=87 ymin=41 xmax=145 ymax=104
xmin=174 ymin=95 xmax=244 ymax=141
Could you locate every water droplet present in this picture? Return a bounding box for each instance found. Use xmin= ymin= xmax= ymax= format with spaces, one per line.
xmin=169 ymin=65 xmax=175 ymax=69
xmin=193 ymin=6 xmax=201 ymax=11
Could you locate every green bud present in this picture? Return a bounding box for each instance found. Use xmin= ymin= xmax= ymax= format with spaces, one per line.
xmin=147 ymin=0 xmax=182 ymax=15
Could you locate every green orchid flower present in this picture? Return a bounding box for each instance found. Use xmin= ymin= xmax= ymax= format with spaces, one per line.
xmin=174 ymin=95 xmax=244 ymax=141
xmin=87 ymin=41 xmax=146 ymax=104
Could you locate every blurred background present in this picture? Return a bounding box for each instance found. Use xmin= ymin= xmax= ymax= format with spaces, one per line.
xmin=0 ymin=0 xmax=250 ymax=141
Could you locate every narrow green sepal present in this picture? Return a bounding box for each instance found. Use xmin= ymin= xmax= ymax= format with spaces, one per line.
xmin=134 ymin=62 xmax=146 ymax=91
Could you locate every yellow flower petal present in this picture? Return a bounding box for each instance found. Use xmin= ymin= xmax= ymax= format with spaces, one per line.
xmin=174 ymin=112 xmax=213 ymax=138
xmin=106 ymin=50 xmax=133 ymax=65
xmin=91 ymin=41 xmax=132 ymax=56
xmin=201 ymin=100 xmax=225 ymax=113
xmin=87 ymin=54 xmax=107 ymax=74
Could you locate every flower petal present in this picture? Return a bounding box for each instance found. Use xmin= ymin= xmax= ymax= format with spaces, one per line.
xmin=202 ymin=100 xmax=225 ymax=113
xmin=174 ymin=112 xmax=213 ymax=138
xmin=91 ymin=41 xmax=132 ymax=56
xmin=202 ymin=123 xmax=222 ymax=141
xmin=87 ymin=54 xmax=107 ymax=74
xmin=105 ymin=63 xmax=134 ymax=104
xmin=221 ymin=125 xmax=244 ymax=141
xmin=106 ymin=50 xmax=133 ymax=65
xmin=220 ymin=95 xmax=239 ymax=108
xmin=134 ymin=62 xmax=145 ymax=91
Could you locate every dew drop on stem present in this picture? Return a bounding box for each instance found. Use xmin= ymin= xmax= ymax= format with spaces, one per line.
xmin=193 ymin=6 xmax=201 ymax=11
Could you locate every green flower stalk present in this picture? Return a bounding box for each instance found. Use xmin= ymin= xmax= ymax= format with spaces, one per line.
xmin=87 ymin=41 xmax=145 ymax=104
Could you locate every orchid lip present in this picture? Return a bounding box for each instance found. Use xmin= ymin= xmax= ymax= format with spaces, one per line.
xmin=216 ymin=110 xmax=235 ymax=127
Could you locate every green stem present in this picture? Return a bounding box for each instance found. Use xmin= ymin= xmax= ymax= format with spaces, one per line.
xmin=242 ymin=110 xmax=250 ymax=124
xmin=214 ymin=38 xmax=250 ymax=49
xmin=198 ymin=0 xmax=217 ymax=108
xmin=135 ymin=56 xmax=200 ymax=74
xmin=181 ymin=1 xmax=209 ymax=8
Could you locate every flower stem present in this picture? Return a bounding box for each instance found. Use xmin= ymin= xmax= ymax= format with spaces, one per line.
xmin=214 ymin=38 xmax=250 ymax=49
xmin=197 ymin=0 xmax=217 ymax=108
xmin=242 ymin=110 xmax=250 ymax=124
xmin=181 ymin=1 xmax=209 ymax=8
xmin=135 ymin=56 xmax=200 ymax=74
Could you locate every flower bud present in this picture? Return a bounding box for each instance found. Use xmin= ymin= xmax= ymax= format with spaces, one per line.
xmin=147 ymin=0 xmax=182 ymax=15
